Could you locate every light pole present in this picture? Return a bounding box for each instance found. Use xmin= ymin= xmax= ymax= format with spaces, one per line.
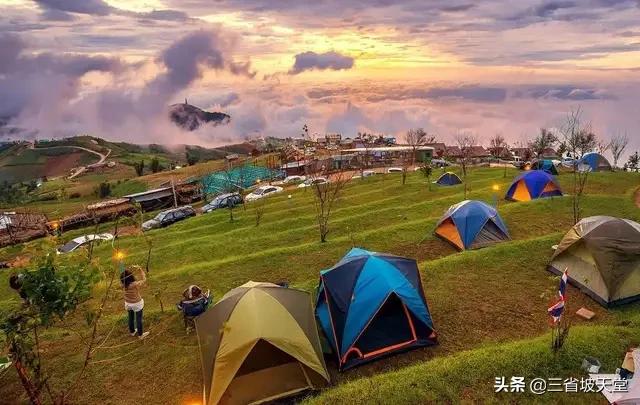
xmin=492 ymin=184 xmax=501 ymax=209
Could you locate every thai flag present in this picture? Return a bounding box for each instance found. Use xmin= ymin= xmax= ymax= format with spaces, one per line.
xmin=548 ymin=269 xmax=568 ymax=323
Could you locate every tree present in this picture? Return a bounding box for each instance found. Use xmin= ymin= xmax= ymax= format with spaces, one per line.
xmin=94 ymin=182 xmax=111 ymax=198
xmin=529 ymin=128 xmax=558 ymax=159
xmin=310 ymin=170 xmax=350 ymax=243
xmin=596 ymin=139 xmax=611 ymax=155
xmin=150 ymin=157 xmax=162 ymax=173
xmin=186 ymin=150 xmax=199 ymax=166
xmin=133 ymin=160 xmax=144 ymax=176
xmin=405 ymin=128 xmax=430 ymax=166
xmin=560 ymin=108 xmax=597 ymax=224
xmin=610 ymin=133 xmax=629 ymax=169
xmin=420 ymin=160 xmax=433 ymax=190
xmin=1 ymin=255 xmax=119 ymax=405
xmin=557 ymin=141 xmax=568 ymax=158
xmin=455 ymin=133 xmax=478 ymax=199
xmin=627 ymin=151 xmax=639 ymax=172
xmin=489 ymin=133 xmax=509 ymax=178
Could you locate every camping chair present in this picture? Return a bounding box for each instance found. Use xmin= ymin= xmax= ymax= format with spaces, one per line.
xmin=176 ymin=290 xmax=211 ymax=332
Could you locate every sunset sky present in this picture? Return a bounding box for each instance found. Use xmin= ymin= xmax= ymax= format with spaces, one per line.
xmin=1 ymin=0 xmax=639 ymax=155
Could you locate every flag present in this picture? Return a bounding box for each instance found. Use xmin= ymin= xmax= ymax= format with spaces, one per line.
xmin=548 ymin=269 xmax=568 ymax=323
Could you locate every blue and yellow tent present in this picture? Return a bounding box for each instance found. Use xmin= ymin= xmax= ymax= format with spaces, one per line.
xmin=505 ymin=171 xmax=562 ymax=202
xmin=434 ymin=172 xmax=462 ymax=186
xmin=434 ymin=200 xmax=510 ymax=250
xmin=315 ymin=248 xmax=437 ymax=371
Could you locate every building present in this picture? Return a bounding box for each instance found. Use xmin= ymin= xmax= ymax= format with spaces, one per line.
xmin=341 ymin=145 xmax=435 ymax=164
xmin=280 ymin=160 xmax=310 ymax=176
xmin=425 ymin=142 xmax=447 ymax=158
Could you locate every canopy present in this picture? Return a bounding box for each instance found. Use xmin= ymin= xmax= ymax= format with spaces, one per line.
xmin=578 ymin=152 xmax=611 ymax=172
xmin=434 ymin=200 xmax=510 ymax=250
xmin=195 ymin=281 xmax=330 ymax=405
xmin=591 ymin=349 xmax=640 ymax=404
xmin=434 ymin=172 xmax=462 ymax=186
xmin=548 ymin=216 xmax=640 ymax=306
xmin=531 ymin=159 xmax=559 ymax=175
xmin=316 ymin=248 xmax=437 ymax=370
xmin=505 ymin=170 xmax=562 ymax=202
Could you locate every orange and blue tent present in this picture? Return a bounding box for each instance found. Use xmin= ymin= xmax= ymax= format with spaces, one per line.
xmin=505 ymin=170 xmax=562 ymax=202
xmin=315 ymin=248 xmax=437 ymax=371
xmin=434 ymin=200 xmax=510 ymax=250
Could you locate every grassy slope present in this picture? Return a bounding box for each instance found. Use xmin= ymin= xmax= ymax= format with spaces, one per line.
xmin=0 ymin=168 xmax=638 ymax=404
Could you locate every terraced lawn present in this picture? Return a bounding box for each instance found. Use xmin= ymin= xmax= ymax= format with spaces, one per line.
xmin=0 ymin=167 xmax=638 ymax=404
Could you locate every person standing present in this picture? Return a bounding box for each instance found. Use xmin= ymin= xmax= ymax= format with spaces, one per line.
xmin=121 ymin=265 xmax=149 ymax=339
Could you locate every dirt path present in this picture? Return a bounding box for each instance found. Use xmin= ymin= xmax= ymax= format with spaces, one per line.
xmin=33 ymin=145 xmax=111 ymax=179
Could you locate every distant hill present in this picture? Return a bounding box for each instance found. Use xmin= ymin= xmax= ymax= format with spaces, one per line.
xmin=168 ymin=101 xmax=230 ymax=131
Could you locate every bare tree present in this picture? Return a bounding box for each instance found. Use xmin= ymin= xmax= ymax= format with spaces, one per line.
xmin=529 ymin=128 xmax=558 ymax=159
xmin=455 ymin=133 xmax=478 ymax=199
xmin=405 ymin=128 xmax=430 ymax=166
xmin=560 ymin=108 xmax=598 ymax=223
xmin=489 ymin=133 xmax=509 ymax=178
xmin=609 ymin=133 xmax=629 ymax=170
xmin=310 ymin=170 xmax=350 ymax=243
xmin=596 ymin=139 xmax=611 ymax=155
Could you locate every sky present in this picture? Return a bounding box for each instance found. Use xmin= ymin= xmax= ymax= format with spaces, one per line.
xmin=1 ymin=0 xmax=639 ymax=158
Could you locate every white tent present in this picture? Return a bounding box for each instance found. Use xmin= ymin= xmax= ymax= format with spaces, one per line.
xmin=591 ymin=349 xmax=639 ymax=404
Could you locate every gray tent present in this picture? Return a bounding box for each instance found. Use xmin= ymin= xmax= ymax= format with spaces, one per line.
xmin=548 ymin=216 xmax=640 ymax=307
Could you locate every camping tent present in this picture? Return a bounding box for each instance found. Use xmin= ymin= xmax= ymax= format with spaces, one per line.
xmin=591 ymin=349 xmax=640 ymax=404
xmin=434 ymin=200 xmax=510 ymax=250
xmin=434 ymin=172 xmax=462 ymax=186
xmin=530 ymin=159 xmax=559 ymax=175
xmin=315 ymin=248 xmax=437 ymax=370
xmin=195 ymin=281 xmax=330 ymax=405
xmin=548 ymin=216 xmax=640 ymax=307
xmin=505 ymin=170 xmax=562 ymax=202
xmin=578 ymin=152 xmax=612 ymax=172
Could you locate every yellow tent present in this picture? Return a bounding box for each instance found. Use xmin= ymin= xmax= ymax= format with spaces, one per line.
xmin=195 ymin=281 xmax=330 ymax=405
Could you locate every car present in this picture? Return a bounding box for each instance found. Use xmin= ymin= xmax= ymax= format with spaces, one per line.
xmin=56 ymin=233 xmax=114 ymax=254
xmin=245 ymin=185 xmax=283 ymax=201
xmin=282 ymin=175 xmax=306 ymax=184
xmin=431 ymin=159 xmax=450 ymax=168
xmin=386 ymin=167 xmax=404 ymax=173
xmin=362 ymin=170 xmax=376 ymax=177
xmin=298 ymin=177 xmax=329 ymax=188
xmin=141 ymin=206 xmax=196 ymax=231
xmin=201 ymin=193 xmax=243 ymax=213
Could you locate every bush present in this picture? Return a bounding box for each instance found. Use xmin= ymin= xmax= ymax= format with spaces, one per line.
xmin=94 ymin=182 xmax=111 ymax=198
xmin=69 ymin=192 xmax=81 ymax=199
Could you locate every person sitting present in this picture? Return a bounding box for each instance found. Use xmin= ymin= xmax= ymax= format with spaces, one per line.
xmin=176 ymin=285 xmax=211 ymax=330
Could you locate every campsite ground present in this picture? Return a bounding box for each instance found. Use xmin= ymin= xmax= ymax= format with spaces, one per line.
xmin=0 ymin=167 xmax=639 ymax=404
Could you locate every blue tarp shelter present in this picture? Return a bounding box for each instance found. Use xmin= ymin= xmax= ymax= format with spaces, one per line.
xmin=434 ymin=200 xmax=510 ymax=251
xmin=315 ymin=248 xmax=437 ymax=370
xmin=578 ymin=152 xmax=612 ymax=172
xmin=505 ymin=170 xmax=562 ymax=202
xmin=434 ymin=172 xmax=462 ymax=186
xmin=202 ymin=165 xmax=282 ymax=194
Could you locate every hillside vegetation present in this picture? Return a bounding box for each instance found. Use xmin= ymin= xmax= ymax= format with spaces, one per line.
xmin=0 ymin=167 xmax=638 ymax=404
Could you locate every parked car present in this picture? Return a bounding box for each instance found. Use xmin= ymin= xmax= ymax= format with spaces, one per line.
xmin=142 ymin=206 xmax=196 ymax=231
xmin=282 ymin=175 xmax=306 ymax=184
xmin=431 ymin=159 xmax=450 ymax=168
xmin=245 ymin=185 xmax=283 ymax=201
xmin=362 ymin=170 xmax=376 ymax=177
xmin=298 ymin=177 xmax=329 ymax=188
xmin=56 ymin=233 xmax=114 ymax=254
xmin=201 ymin=193 xmax=243 ymax=213
xmin=386 ymin=167 xmax=404 ymax=173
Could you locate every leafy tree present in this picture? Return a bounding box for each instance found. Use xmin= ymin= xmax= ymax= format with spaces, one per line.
xmin=0 ymin=255 xmax=119 ymax=405
xmin=150 ymin=157 xmax=162 ymax=173
xmin=133 ymin=160 xmax=144 ymax=176
xmin=529 ymin=128 xmax=557 ymax=159
xmin=627 ymin=151 xmax=639 ymax=172
xmin=94 ymin=182 xmax=111 ymax=198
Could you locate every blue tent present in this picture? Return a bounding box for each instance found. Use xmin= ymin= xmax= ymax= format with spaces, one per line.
xmin=315 ymin=248 xmax=437 ymax=370
xmin=434 ymin=200 xmax=510 ymax=250
xmin=435 ymin=172 xmax=462 ymax=186
xmin=505 ymin=170 xmax=562 ymax=202
xmin=578 ymin=152 xmax=611 ymax=172
xmin=531 ymin=160 xmax=558 ymax=175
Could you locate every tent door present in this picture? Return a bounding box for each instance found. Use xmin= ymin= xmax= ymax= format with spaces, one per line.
xmin=222 ymin=339 xmax=311 ymax=405
xmin=347 ymin=293 xmax=417 ymax=362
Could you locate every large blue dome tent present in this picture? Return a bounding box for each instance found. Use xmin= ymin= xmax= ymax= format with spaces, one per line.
xmin=578 ymin=152 xmax=612 ymax=172
xmin=434 ymin=200 xmax=510 ymax=251
xmin=505 ymin=170 xmax=562 ymax=202
xmin=434 ymin=172 xmax=463 ymax=186
xmin=315 ymin=248 xmax=437 ymax=371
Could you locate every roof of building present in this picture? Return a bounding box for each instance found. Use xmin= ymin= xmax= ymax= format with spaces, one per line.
xmin=342 ymin=145 xmax=434 ymax=153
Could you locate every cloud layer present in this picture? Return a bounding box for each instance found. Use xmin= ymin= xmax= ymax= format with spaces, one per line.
xmin=289 ymin=51 xmax=354 ymax=74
